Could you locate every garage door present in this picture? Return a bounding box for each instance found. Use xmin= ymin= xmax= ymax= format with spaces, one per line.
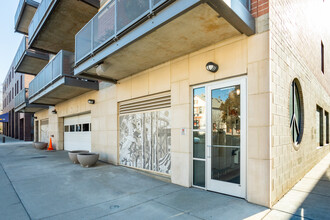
xmin=40 ymin=119 xmax=49 ymax=143
xmin=64 ymin=114 xmax=91 ymax=151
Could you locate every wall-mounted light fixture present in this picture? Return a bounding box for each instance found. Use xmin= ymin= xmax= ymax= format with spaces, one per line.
xmin=51 ymin=109 xmax=57 ymax=114
xmin=206 ymin=62 xmax=219 ymax=73
xmin=88 ymin=99 xmax=95 ymax=104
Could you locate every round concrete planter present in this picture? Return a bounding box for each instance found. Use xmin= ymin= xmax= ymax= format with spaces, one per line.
xmin=68 ymin=150 xmax=89 ymax=164
xmin=77 ymin=153 xmax=99 ymax=168
xmin=34 ymin=142 xmax=48 ymax=150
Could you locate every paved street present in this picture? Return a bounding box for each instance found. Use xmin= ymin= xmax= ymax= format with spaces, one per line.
xmin=0 ymin=139 xmax=329 ymax=220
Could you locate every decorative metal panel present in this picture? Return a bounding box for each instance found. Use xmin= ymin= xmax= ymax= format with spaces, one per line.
xmin=119 ymin=109 xmax=171 ymax=174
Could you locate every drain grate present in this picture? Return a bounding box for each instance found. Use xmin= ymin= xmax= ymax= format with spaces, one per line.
xmin=30 ymin=156 xmax=47 ymax=159
xmin=109 ymin=205 xmax=120 ymax=210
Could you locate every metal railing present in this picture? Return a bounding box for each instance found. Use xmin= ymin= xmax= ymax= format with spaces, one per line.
xmin=28 ymin=0 xmax=54 ymax=43
xmin=15 ymin=88 xmax=28 ymax=108
xmin=239 ymin=0 xmax=250 ymax=10
xmin=14 ymin=36 xmax=27 ymax=69
xmin=29 ymin=50 xmax=74 ymax=98
xmin=15 ymin=0 xmax=25 ymax=28
xmin=75 ymin=0 xmax=168 ymax=64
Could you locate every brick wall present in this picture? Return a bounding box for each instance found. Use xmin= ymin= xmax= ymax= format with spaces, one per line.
xmin=251 ymin=0 xmax=269 ymax=18
xmin=270 ymin=0 xmax=330 ymax=205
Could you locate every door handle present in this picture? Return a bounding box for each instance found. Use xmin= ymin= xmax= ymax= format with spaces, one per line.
xmin=207 ymin=145 xmax=211 ymax=158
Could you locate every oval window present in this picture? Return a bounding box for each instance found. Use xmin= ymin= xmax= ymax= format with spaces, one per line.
xmin=289 ymin=79 xmax=303 ymax=145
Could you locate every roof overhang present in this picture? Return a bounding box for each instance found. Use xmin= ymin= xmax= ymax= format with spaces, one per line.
xmin=28 ymin=0 xmax=99 ymax=54
xmin=74 ymin=0 xmax=255 ymax=81
xmin=15 ymin=103 xmax=49 ymax=113
xmin=29 ymin=76 xmax=99 ymax=105
xmin=14 ymin=0 xmax=39 ymax=35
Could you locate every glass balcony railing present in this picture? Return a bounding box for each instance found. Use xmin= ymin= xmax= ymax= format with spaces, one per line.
xmin=29 ymin=50 xmax=74 ymax=98
xmin=14 ymin=0 xmax=25 ymax=28
xmin=239 ymin=0 xmax=250 ymax=10
xmin=15 ymin=88 xmax=28 ymax=108
xmin=28 ymin=0 xmax=54 ymax=43
xmin=75 ymin=0 xmax=168 ymax=64
xmin=14 ymin=36 xmax=28 ymax=69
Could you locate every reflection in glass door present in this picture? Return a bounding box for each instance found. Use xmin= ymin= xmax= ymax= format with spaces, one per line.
xmin=192 ymin=76 xmax=246 ymax=198
xmin=211 ymin=85 xmax=241 ymax=184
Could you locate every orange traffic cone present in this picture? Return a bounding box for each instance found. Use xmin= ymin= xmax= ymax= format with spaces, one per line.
xmin=47 ymin=137 xmax=54 ymax=151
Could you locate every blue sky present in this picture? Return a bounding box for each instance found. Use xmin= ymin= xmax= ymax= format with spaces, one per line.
xmin=0 ymin=0 xmax=24 ymax=84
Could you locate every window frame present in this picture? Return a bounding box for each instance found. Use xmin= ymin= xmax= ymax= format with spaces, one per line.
xmin=316 ymin=105 xmax=324 ymax=147
xmin=289 ymin=79 xmax=304 ymax=146
xmin=321 ymin=41 xmax=324 ymax=74
xmin=325 ymin=111 xmax=329 ymax=145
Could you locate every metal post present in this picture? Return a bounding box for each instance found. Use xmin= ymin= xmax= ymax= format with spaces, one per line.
xmin=2 ymin=136 xmax=5 ymax=143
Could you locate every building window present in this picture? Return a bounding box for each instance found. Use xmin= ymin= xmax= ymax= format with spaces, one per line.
xmin=82 ymin=123 xmax=90 ymax=132
xmin=326 ymin=111 xmax=329 ymax=145
xmin=76 ymin=124 xmax=82 ymax=132
xmin=193 ymin=87 xmax=206 ymax=187
xmin=20 ymin=75 xmax=23 ymax=90
xmin=321 ymin=41 xmax=324 ymax=74
xmin=316 ymin=106 xmax=323 ymax=147
xmin=289 ymin=79 xmax=304 ymax=145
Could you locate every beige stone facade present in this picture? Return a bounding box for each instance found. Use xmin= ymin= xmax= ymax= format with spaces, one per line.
xmin=269 ymin=0 xmax=330 ymax=206
xmin=32 ymin=0 xmax=330 ymax=209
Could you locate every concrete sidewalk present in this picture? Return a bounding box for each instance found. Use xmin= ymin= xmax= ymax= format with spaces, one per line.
xmin=0 ymin=134 xmax=27 ymax=145
xmin=264 ymin=153 xmax=330 ymax=220
xmin=0 ymin=142 xmax=329 ymax=220
xmin=0 ymin=143 xmax=267 ymax=220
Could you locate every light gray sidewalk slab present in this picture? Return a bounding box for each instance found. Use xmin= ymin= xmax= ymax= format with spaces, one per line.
xmin=5 ymin=144 xmax=330 ymax=220
xmin=0 ymin=164 xmax=30 ymax=220
xmin=265 ymin=152 xmax=330 ymax=220
xmin=44 ymin=184 xmax=184 ymax=220
xmin=12 ymin=165 xmax=168 ymax=219
xmin=263 ymin=210 xmax=309 ymax=220
xmin=155 ymin=188 xmax=267 ymax=220
xmin=98 ymin=200 xmax=201 ymax=220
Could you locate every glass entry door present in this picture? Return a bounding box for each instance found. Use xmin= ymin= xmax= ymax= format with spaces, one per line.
xmin=205 ymin=77 xmax=246 ymax=198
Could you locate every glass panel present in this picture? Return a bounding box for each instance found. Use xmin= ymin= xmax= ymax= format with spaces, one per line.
xmin=70 ymin=125 xmax=75 ymax=132
xmin=211 ymin=85 xmax=241 ymax=184
xmin=76 ymin=22 xmax=92 ymax=62
xmin=76 ymin=124 xmax=82 ymax=132
xmin=289 ymin=83 xmax=293 ymax=120
xmin=117 ymin=0 xmax=149 ymax=32
xmin=193 ymin=160 xmax=205 ymax=187
xmin=193 ymin=131 xmax=205 ymax=159
xmin=93 ymin=1 xmax=115 ymax=49
xmin=326 ymin=112 xmax=329 ymax=144
xmin=52 ymin=52 xmax=61 ymax=79
xmin=153 ymin=0 xmax=164 ymax=6
xmin=83 ymin=123 xmax=90 ymax=132
xmin=238 ymin=0 xmax=249 ymax=9
xmin=193 ymin=87 xmax=206 ymax=130
xmin=64 ymin=126 xmax=69 ymax=132
xmin=294 ymin=84 xmax=300 ymax=126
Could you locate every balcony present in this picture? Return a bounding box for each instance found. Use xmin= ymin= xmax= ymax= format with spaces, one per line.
xmin=15 ymin=88 xmax=49 ymax=113
xmin=74 ymin=0 xmax=254 ymax=82
xmin=28 ymin=0 xmax=99 ymax=54
xmin=28 ymin=50 xmax=99 ymax=105
xmin=14 ymin=36 xmax=49 ymax=75
xmin=14 ymin=0 xmax=39 ymax=35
